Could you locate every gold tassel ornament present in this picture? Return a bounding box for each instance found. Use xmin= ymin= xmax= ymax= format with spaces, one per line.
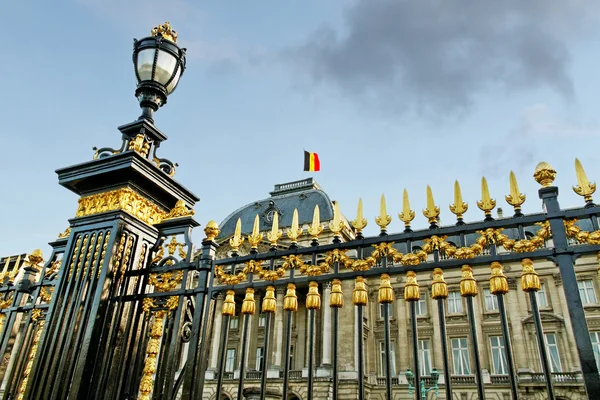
xmin=378 ymin=274 xmax=394 ymax=304
xmin=222 ymin=290 xmax=236 ymax=316
xmin=284 ymin=284 xmax=298 ymax=312
xmin=306 ymin=281 xmax=321 ymax=310
xmin=431 ymin=268 xmax=448 ymax=299
xmin=489 ymin=262 xmax=509 ymax=295
xmin=404 ymin=271 xmax=420 ymax=301
xmin=330 ymin=279 xmax=344 ymax=308
xmin=353 ymin=277 xmax=368 ymax=306
xmin=460 ymin=265 xmax=478 ymax=296
xmin=262 ymin=286 xmax=277 ymax=313
xmin=241 ymin=288 xmax=256 ymax=315
xmin=521 ymin=258 xmax=541 ymax=292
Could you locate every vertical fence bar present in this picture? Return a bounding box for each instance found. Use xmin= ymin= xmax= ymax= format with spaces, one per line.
xmin=215 ymin=290 xmax=234 ymax=400
xmin=282 ymin=284 xmax=297 ymax=400
xmin=353 ymin=277 xmax=368 ymax=400
xmin=379 ymin=273 xmax=394 ymax=400
xmin=237 ymin=288 xmax=256 ymax=400
xmin=538 ymin=182 xmax=600 ymax=398
xmin=461 ymin=265 xmax=485 ymax=400
xmin=306 ymin=281 xmax=320 ymax=400
xmin=330 ymin=279 xmax=343 ymax=400
xmin=404 ymin=271 xmax=421 ymax=399
xmin=521 ymin=258 xmax=555 ymax=398
xmin=259 ymin=286 xmax=276 ymax=400
xmin=431 ymin=267 xmax=452 ymax=399
xmin=489 ymin=259 xmax=518 ymax=400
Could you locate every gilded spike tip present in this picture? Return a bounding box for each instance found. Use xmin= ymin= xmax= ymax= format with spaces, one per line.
xmin=505 ymin=171 xmax=526 ymax=215
xmin=398 ymin=189 xmax=415 ymax=230
xmin=229 ymin=218 xmax=245 ymax=252
xmin=287 ymin=209 xmax=303 ymax=243
xmin=248 ymin=214 xmax=263 ymax=249
xmin=351 ymin=198 xmax=368 ymax=234
xmin=307 ymin=205 xmax=324 ymax=240
xmin=266 ymin=212 xmax=282 ymax=246
xmin=375 ymin=194 xmax=392 ymax=232
xmin=422 ymin=186 xmax=440 ymax=227
xmin=477 ymin=177 xmax=496 ymax=220
xmin=533 ymin=161 xmax=556 ymax=187
xmin=329 ymin=201 xmax=344 ymax=236
xmin=573 ymin=158 xmax=596 ymax=205
xmin=449 ymin=180 xmax=468 ymax=221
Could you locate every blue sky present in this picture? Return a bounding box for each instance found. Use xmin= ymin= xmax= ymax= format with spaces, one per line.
xmin=2 ymin=0 xmax=600 ymax=257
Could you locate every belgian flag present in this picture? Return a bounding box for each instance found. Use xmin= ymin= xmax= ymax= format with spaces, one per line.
xmin=304 ymin=151 xmax=320 ymax=172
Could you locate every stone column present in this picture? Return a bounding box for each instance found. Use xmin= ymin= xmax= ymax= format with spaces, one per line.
xmin=506 ymin=278 xmax=528 ymax=369
xmin=321 ymin=281 xmax=332 ymax=367
xmin=208 ymin=293 xmax=225 ymax=371
xmin=431 ymin=297 xmax=444 ymax=371
xmin=396 ymin=289 xmax=410 ymax=372
xmin=271 ymin=288 xmax=286 ymax=369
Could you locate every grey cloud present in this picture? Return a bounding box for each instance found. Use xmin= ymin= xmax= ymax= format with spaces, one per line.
xmin=287 ymin=0 xmax=599 ymax=118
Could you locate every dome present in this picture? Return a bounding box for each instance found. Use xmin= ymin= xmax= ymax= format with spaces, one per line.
xmin=219 ymin=178 xmax=335 ymax=239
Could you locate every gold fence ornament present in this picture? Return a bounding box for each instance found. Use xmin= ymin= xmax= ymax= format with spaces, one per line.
xmin=204 ymin=220 xmax=220 ymax=241
xmin=16 ymin=317 xmax=45 ymax=400
xmin=460 ymin=265 xmax=478 ymax=296
xmin=248 ymin=214 xmax=263 ymax=249
xmin=520 ymin=258 xmax=541 ymax=292
xmin=573 ymin=158 xmax=596 ymax=203
xmin=423 ymin=185 xmax=440 ymax=225
xmin=138 ymin=310 xmax=165 ymax=400
xmin=164 ymin=199 xmax=194 ymax=220
xmin=506 ymin=171 xmax=526 ymax=213
xmin=489 ymin=261 xmax=509 ymax=295
xmin=533 ymin=161 xmax=556 ymax=187
xmin=262 ymin=286 xmax=277 ymax=313
xmin=222 ymin=290 xmax=236 ymax=316
xmin=266 ymin=212 xmax=283 ymax=246
xmin=431 ymin=268 xmax=448 ymax=299
xmin=351 ymin=198 xmax=368 ymax=234
xmin=330 ymin=279 xmax=344 ymax=308
xmin=449 ymin=180 xmax=468 ymax=219
xmin=398 ymin=189 xmax=416 ymax=229
xmin=477 ymin=177 xmax=496 ymax=219
xmin=375 ymin=194 xmax=392 ymax=231
xmin=306 ymin=281 xmax=321 ymax=310
xmin=353 ymin=276 xmax=368 ymax=306
xmin=229 ymin=218 xmax=244 ymax=252
xmin=404 ymin=271 xmax=420 ymax=301
xmin=307 ymin=205 xmax=324 ymax=240
xmin=330 ymin=201 xmax=344 ymax=236
xmin=241 ymin=288 xmax=256 ymax=315
xmin=287 ymin=209 xmax=303 ymax=243
xmin=378 ymin=274 xmax=394 ymax=304
xmin=284 ymin=284 xmax=298 ymax=312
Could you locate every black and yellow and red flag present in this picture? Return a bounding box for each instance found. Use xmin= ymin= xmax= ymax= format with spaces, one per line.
xmin=303 ymin=151 xmax=320 ymax=172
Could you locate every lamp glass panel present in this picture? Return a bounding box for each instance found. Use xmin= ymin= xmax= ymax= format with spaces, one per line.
xmin=166 ymin=65 xmax=182 ymax=94
xmin=137 ymin=49 xmax=156 ymax=81
xmin=154 ymin=49 xmax=177 ymax=86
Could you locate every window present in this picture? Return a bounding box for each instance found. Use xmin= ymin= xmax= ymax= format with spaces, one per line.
xmin=590 ymin=332 xmax=600 ymax=372
xmin=256 ymin=347 xmax=264 ymax=370
xmin=225 ymin=348 xmax=236 ymax=372
xmin=578 ymin=280 xmax=598 ymax=304
xmin=451 ymin=338 xmax=471 ymax=375
xmin=484 ymin=289 xmax=498 ymax=311
xmin=418 ymin=339 xmax=432 ymax=375
xmin=537 ymin=283 xmax=548 ymax=308
xmin=448 ymin=291 xmax=463 ymax=313
xmin=415 ymin=298 xmax=427 ymax=316
xmin=379 ymin=341 xmax=397 ymax=376
xmin=229 ymin=316 xmax=239 ymax=330
xmin=258 ymin=313 xmax=266 ymax=327
xmin=490 ymin=336 xmax=508 ymax=375
xmin=544 ymin=333 xmax=562 ymax=373
xmin=379 ymin=303 xmax=392 ymax=319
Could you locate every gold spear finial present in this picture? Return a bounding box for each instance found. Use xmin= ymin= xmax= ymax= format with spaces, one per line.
xmin=398 ymin=189 xmax=415 ymax=229
xmin=248 ymin=214 xmax=263 ymax=249
xmin=307 ymin=204 xmax=324 ymax=240
xmin=505 ymin=171 xmax=526 ymax=214
xmin=477 ymin=177 xmax=496 ymax=219
xmin=573 ymin=158 xmax=596 ymax=203
xmin=229 ymin=218 xmax=245 ymax=252
xmin=449 ymin=180 xmax=468 ymax=220
xmin=287 ymin=209 xmax=303 ymax=243
xmin=375 ymin=194 xmax=392 ymax=231
xmin=329 ymin=201 xmax=344 ymax=235
xmin=351 ymin=198 xmax=368 ymax=234
xmin=423 ymin=185 xmax=440 ymax=225
xmin=266 ymin=212 xmax=282 ymax=246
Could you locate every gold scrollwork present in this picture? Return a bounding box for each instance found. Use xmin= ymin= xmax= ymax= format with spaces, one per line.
xmin=564 ymin=219 xmax=600 ymax=245
xmin=128 ymin=134 xmax=151 ymax=158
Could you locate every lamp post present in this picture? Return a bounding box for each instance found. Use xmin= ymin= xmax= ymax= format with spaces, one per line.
xmin=406 ymin=368 xmax=440 ymax=399
xmin=133 ymin=21 xmax=186 ymax=123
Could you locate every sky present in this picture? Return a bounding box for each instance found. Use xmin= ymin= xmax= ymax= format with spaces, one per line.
xmin=1 ymin=0 xmax=600 ymax=257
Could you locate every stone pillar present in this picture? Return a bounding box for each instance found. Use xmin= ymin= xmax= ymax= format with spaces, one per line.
xmin=431 ymin=297 xmax=444 ymax=371
xmin=208 ymin=293 xmax=225 ymax=371
xmin=396 ymin=289 xmax=410 ymax=372
xmin=321 ymin=281 xmax=332 ymax=367
xmin=271 ymin=288 xmax=286 ymax=369
xmin=507 ymin=278 xmax=528 ymax=369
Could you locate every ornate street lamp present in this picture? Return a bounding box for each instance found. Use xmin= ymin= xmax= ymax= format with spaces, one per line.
xmin=406 ymin=368 xmax=440 ymax=399
xmin=133 ymin=21 xmax=186 ymax=123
